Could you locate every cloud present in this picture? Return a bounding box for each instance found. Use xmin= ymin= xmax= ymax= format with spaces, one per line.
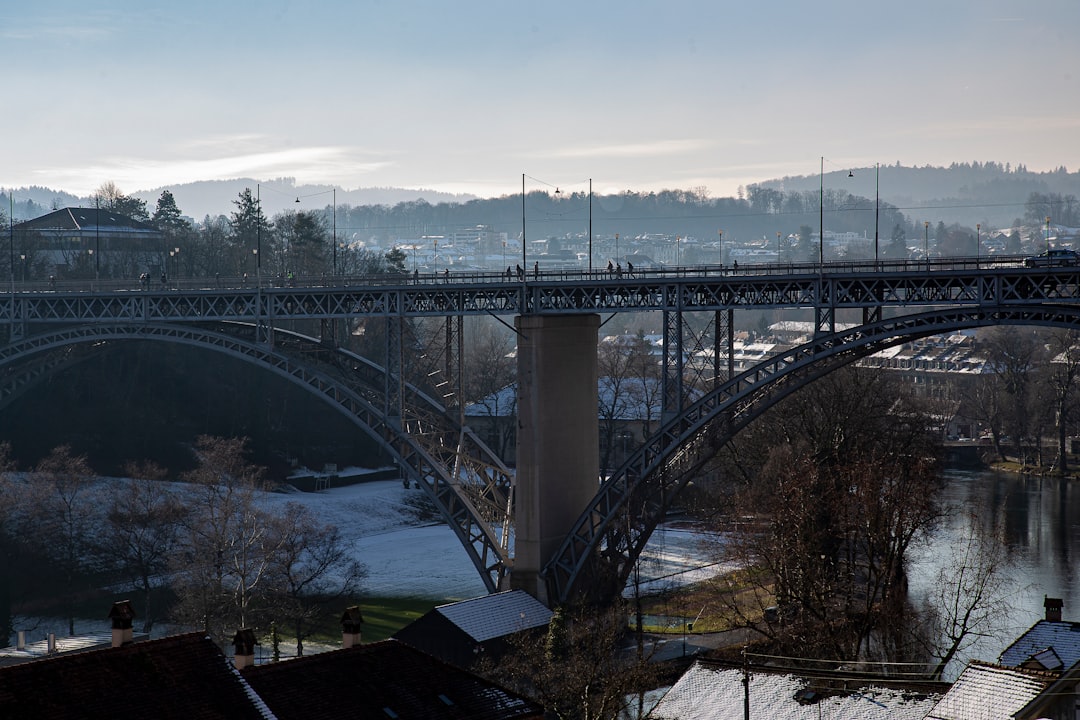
xmin=38 ymin=145 xmax=392 ymax=195
xmin=546 ymin=139 xmax=713 ymax=160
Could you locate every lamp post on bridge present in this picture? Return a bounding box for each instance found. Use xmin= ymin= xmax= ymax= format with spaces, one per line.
xmin=1046 ymin=216 xmax=1052 ymax=253
xmin=924 ymin=221 xmax=929 ymax=269
xmin=976 ymin=223 xmax=981 ymax=264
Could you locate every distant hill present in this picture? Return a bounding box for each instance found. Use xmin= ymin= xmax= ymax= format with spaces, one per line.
xmin=2 ymin=179 xmax=476 ymax=222
xmin=757 ymin=162 xmax=1080 ymax=228
xmin=131 ymin=178 xmax=477 ymax=221
xmin=5 ymin=163 xmax=1079 ymax=233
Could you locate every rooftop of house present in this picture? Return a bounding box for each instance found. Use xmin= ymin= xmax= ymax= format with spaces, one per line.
xmin=242 ymin=638 xmax=542 ymax=720
xmin=0 ymin=632 xmax=273 ymax=719
xmin=924 ymin=660 xmax=1057 ymax=720
xmin=15 ymin=207 xmax=159 ymax=235
xmin=648 ymin=660 xmax=943 ymax=720
xmin=431 ymin=589 xmax=553 ymax=643
xmin=998 ymin=618 xmax=1080 ymax=670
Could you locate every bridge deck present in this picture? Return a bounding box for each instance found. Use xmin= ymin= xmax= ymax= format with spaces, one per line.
xmin=0 ymin=257 xmax=1076 ymax=323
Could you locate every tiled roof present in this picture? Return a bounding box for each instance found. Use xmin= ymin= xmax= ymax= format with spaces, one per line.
xmin=243 ymin=639 xmax=542 ymax=720
xmin=15 ymin=207 xmax=158 ymax=233
xmin=924 ymin=661 xmax=1054 ymax=720
xmin=434 ymin=589 xmax=553 ymax=642
xmin=0 ymin=632 xmax=274 ymax=719
xmin=999 ymin=619 xmax=1080 ymax=669
xmin=648 ymin=661 xmax=942 ymax=720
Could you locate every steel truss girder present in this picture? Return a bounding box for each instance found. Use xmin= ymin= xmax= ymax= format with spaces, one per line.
xmin=1 ymin=267 xmax=1079 ymax=324
xmin=543 ymin=302 xmax=1080 ymax=605
xmin=0 ymin=322 xmax=515 ymax=592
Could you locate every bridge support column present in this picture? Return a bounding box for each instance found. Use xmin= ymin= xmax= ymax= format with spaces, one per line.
xmin=512 ymin=313 xmax=600 ymax=605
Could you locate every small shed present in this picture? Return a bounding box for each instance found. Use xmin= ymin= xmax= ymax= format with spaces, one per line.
xmin=393 ymin=590 xmax=553 ymax=668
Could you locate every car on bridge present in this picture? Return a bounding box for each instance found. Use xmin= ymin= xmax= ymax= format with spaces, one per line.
xmin=1023 ymin=248 xmax=1080 ymax=267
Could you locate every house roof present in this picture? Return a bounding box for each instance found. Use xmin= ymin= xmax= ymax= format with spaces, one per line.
xmin=924 ymin=661 xmax=1055 ymax=720
xmin=433 ymin=589 xmax=553 ymax=642
xmin=466 ymin=378 xmax=667 ymax=421
xmin=999 ymin=619 xmax=1080 ymax=669
xmin=0 ymin=632 xmax=274 ymax=719
xmin=15 ymin=207 xmax=159 ymax=236
xmin=648 ymin=660 xmax=942 ymax=720
xmin=243 ymin=638 xmax=542 ymax=720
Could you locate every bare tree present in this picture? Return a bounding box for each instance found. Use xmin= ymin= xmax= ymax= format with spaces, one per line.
xmin=27 ymin=446 xmax=96 ymax=635
xmin=0 ymin=443 xmax=21 ymax=644
xmin=103 ymin=461 xmax=185 ymax=633
xmin=982 ymin=327 xmax=1044 ymax=463
xmin=462 ymin=320 xmax=517 ymax=459
xmin=915 ymin=506 xmax=1016 ymax=680
xmin=706 ymin=367 xmax=945 ymax=662
xmin=169 ymin=436 xmax=273 ymax=644
xmin=482 ymin=603 xmax=660 ymax=720
xmin=598 ymin=333 xmax=660 ymax=475
xmin=265 ymin=502 xmax=366 ymax=657
xmin=1039 ymin=329 xmax=1080 ymax=473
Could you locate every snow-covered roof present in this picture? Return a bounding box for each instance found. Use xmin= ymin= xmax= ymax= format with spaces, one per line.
xmin=434 ymin=590 xmax=552 ymax=643
xmin=649 ymin=661 xmax=941 ymax=720
xmin=465 ymin=377 xmax=668 ymax=421
xmin=998 ymin=619 xmax=1080 ymax=669
xmin=924 ymin=661 xmax=1054 ymax=720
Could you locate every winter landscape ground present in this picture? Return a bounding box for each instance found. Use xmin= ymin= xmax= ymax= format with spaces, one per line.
xmin=18 ymin=472 xmax=720 ymax=643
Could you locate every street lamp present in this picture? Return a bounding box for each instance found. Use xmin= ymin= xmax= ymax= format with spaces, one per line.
xmin=874 ymin=162 xmax=880 ymax=266
xmin=252 ymin=248 xmax=260 ymax=285
xmin=718 ymin=229 xmax=723 ymax=266
xmin=976 ymin=223 xmax=981 ymax=264
xmin=19 ymin=253 xmax=26 ymax=282
xmin=1046 ymin=216 xmax=1052 ymax=253
xmin=9 ymin=192 xmax=15 ymax=294
xmin=818 ymin=156 xmax=824 ymax=268
xmin=924 ymin=221 xmax=929 ymax=268
xmin=588 ymin=178 xmax=593 ymax=274
xmin=332 ymin=188 xmax=337 ymax=276
xmin=174 ymin=247 xmax=180 ymax=281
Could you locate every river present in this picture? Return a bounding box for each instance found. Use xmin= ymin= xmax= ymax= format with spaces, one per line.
xmin=909 ymin=468 xmax=1080 ymax=674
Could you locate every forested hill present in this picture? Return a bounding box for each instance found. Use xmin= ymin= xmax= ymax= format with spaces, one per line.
xmin=5 ymin=163 xmax=1079 ymax=242
xmin=758 ymin=162 xmax=1080 ymax=229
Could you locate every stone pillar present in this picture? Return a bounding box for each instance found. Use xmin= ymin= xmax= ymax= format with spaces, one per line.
xmin=512 ymin=313 xmax=600 ymax=604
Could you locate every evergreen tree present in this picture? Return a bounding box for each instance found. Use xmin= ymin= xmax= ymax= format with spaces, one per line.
xmin=229 ymin=189 xmax=273 ymax=275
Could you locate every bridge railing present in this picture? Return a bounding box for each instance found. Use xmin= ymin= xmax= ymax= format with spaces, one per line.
xmin=2 ymin=254 xmax=1030 ymax=294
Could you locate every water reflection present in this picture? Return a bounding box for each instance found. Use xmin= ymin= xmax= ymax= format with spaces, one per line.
xmin=910 ymin=468 xmax=1080 ymax=672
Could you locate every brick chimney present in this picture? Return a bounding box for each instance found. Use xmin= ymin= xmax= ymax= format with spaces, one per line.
xmin=108 ymin=600 xmax=135 ymax=648
xmin=1044 ymin=596 xmax=1064 ymax=622
xmin=232 ymin=628 xmax=257 ymax=669
xmin=341 ymin=606 xmax=364 ymax=648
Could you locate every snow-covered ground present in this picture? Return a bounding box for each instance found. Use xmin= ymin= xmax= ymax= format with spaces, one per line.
xmin=263 ymin=477 xmax=722 ymax=601
xmin=9 ymin=474 xmax=722 ymax=644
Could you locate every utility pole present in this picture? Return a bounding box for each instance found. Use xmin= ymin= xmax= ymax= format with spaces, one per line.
xmin=742 ymin=645 xmax=751 ymax=720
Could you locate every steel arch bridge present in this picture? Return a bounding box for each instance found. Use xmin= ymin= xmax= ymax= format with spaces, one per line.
xmin=543 ymin=302 xmax=1080 ymax=604
xmin=3 ymin=258 xmax=1080 ymax=604
xmin=0 ymin=321 xmax=515 ymax=593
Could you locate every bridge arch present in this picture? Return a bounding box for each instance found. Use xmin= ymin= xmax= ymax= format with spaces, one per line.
xmin=0 ymin=322 xmax=514 ymax=592
xmin=545 ymin=303 xmax=1080 ymax=605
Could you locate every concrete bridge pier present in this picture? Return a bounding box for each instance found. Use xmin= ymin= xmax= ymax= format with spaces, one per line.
xmin=511 ymin=313 xmax=600 ymax=605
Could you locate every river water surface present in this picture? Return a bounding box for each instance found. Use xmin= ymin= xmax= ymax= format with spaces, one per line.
xmin=909 ymin=468 xmax=1080 ymax=673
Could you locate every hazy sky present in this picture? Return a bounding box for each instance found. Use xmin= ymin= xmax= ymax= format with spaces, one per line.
xmin=3 ymin=1 xmax=1078 ymax=200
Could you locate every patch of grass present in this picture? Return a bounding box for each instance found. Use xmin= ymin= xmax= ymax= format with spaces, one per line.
xmin=633 ymin=568 xmax=775 ymax=634
xmin=350 ymin=596 xmax=444 ymax=642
